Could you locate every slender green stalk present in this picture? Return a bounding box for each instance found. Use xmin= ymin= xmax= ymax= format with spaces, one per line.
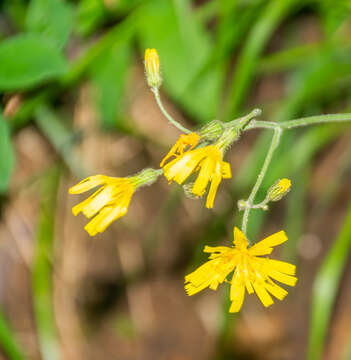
xmin=152 ymin=88 xmax=191 ymax=134
xmin=241 ymin=128 xmax=282 ymax=236
xmin=246 ymin=113 xmax=351 ymax=131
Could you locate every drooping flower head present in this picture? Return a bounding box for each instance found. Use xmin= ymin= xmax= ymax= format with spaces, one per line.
xmin=69 ymin=176 xmax=135 ymax=236
xmin=185 ymin=227 xmax=297 ymax=312
xmin=69 ymin=168 xmax=161 ymax=236
xmin=162 ymin=144 xmax=231 ymax=208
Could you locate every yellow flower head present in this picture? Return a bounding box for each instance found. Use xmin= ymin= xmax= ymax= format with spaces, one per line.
xmin=160 ymin=132 xmax=200 ymax=167
xmin=185 ymin=227 xmax=297 ymax=313
xmin=69 ymin=175 xmax=135 ymax=236
xmin=267 ymin=178 xmax=292 ymax=202
xmin=144 ymin=48 xmax=162 ymax=88
xmin=162 ymin=145 xmax=231 ymax=208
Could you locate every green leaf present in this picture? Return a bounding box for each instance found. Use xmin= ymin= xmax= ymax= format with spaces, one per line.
xmin=307 ymin=201 xmax=351 ymax=360
xmin=138 ymin=0 xmax=223 ymax=122
xmin=91 ymin=41 xmax=131 ymax=129
xmin=0 ymin=113 xmax=15 ymax=193
xmin=0 ymin=34 xmax=67 ymax=91
xmin=26 ymin=0 xmax=74 ymax=49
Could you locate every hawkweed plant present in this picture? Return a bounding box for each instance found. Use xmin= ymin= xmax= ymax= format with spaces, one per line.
xmin=69 ymin=48 xmax=351 ymax=313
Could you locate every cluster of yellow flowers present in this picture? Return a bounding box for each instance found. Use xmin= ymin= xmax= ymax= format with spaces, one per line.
xmin=69 ymin=48 xmax=296 ymax=312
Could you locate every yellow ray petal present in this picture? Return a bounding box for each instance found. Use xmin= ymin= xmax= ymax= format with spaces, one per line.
xmin=206 ymin=167 xmax=222 ymax=208
xmin=84 ymin=204 xmax=128 ymax=236
xmin=245 ymin=279 xmax=254 ymax=294
xmin=267 ymin=269 xmax=297 ymax=287
xmin=69 ymin=175 xmax=109 ymax=194
xmin=203 ymin=245 xmax=231 ymax=254
xmin=233 ymin=227 xmax=249 ymax=249
xmin=264 ymin=281 xmax=288 ymax=300
xmin=160 ymin=133 xmax=200 ymax=167
xmin=192 ymin=157 xmax=214 ymax=196
xmin=73 ymin=186 xmax=115 ymax=218
xmin=222 ymin=161 xmax=232 ymax=179
xmin=249 ymin=230 xmax=287 ymax=255
xmin=267 ymin=259 xmax=296 ymax=275
xmin=185 ymin=280 xmax=211 ymax=296
xmin=252 ymin=281 xmax=274 ymax=307
xmin=229 ymin=272 xmax=245 ymax=312
xmin=163 ymin=153 xmax=199 ymax=184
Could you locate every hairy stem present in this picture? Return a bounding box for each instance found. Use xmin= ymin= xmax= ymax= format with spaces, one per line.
xmin=246 ymin=113 xmax=351 ymax=131
xmin=241 ymin=128 xmax=282 ymax=237
xmin=153 ymin=88 xmax=191 ymax=134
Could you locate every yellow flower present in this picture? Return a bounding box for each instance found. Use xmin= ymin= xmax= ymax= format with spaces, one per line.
xmin=185 ymin=227 xmax=297 ymax=312
xmin=160 ymin=132 xmax=200 ymax=167
xmin=267 ymin=178 xmax=292 ymax=202
xmin=144 ymin=48 xmax=162 ymax=88
xmin=69 ymin=175 xmax=135 ymax=236
xmin=162 ymin=145 xmax=231 ymax=208
xmin=69 ymin=168 xmax=162 ymax=236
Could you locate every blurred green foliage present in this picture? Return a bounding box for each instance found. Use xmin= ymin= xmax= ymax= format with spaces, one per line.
xmin=0 ymin=0 xmax=351 ymax=359
xmin=0 ymin=113 xmax=14 ymax=193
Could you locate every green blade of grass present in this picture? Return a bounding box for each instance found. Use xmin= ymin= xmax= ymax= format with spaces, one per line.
xmin=223 ymin=0 xmax=298 ymax=118
xmin=257 ymin=36 xmax=351 ymax=74
xmin=307 ymin=201 xmax=351 ymax=360
xmin=32 ymin=168 xmax=61 ymax=360
xmin=0 ymin=309 xmax=26 ymax=360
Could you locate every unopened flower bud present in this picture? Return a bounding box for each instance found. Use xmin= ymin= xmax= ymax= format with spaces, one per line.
xmin=144 ymin=48 xmax=162 ymax=89
xmin=267 ymin=178 xmax=291 ymax=202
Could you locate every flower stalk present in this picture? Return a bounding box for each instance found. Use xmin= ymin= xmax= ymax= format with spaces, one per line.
xmin=241 ymin=127 xmax=282 ymax=237
xmin=245 ymin=113 xmax=351 ymax=131
xmin=152 ymin=87 xmax=191 ymax=134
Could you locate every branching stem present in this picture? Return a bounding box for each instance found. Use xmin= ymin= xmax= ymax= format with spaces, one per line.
xmin=246 ymin=113 xmax=351 ymax=131
xmin=241 ymin=127 xmax=282 ymax=237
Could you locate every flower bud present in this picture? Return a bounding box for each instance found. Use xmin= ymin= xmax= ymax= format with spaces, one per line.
xmin=267 ymin=178 xmax=291 ymax=202
xmin=144 ymin=48 xmax=162 ymax=89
